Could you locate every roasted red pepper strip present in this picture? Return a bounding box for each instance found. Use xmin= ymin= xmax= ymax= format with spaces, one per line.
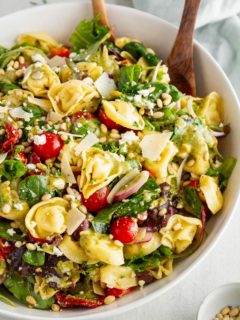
xmin=0 ymin=238 xmax=14 ymax=256
xmin=105 ymin=287 xmax=132 ymax=297
xmin=55 ymin=293 xmax=104 ymax=308
xmin=2 ymin=123 xmax=20 ymax=152
xmin=187 ymin=180 xmax=199 ymax=188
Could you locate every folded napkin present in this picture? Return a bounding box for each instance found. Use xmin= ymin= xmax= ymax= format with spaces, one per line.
xmin=132 ymin=0 xmax=240 ymax=97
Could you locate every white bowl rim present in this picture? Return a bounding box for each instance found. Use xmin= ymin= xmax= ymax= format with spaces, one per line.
xmin=197 ymin=282 xmax=240 ymax=320
xmin=0 ymin=2 xmax=239 ymax=319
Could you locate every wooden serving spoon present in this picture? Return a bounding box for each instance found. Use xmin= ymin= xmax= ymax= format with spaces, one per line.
xmin=92 ymin=0 xmax=115 ymax=40
xmin=167 ymin=0 xmax=201 ymax=96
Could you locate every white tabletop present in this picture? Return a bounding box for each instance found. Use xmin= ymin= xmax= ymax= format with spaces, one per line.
xmin=0 ymin=1 xmax=239 ymax=319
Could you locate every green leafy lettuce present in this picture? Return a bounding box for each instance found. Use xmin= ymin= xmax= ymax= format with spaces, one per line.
xmin=122 ymin=41 xmax=159 ymax=66
xmin=0 ymin=221 xmax=24 ymax=242
xmin=18 ymin=175 xmax=48 ymax=206
xmin=118 ymin=65 xmax=142 ymax=90
xmin=183 ymin=186 xmax=202 ymax=218
xmin=0 ymin=160 xmax=27 ymax=181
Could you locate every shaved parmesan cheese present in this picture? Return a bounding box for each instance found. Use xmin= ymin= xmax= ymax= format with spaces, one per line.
xmin=48 ymin=56 xmax=66 ymax=68
xmin=75 ymin=132 xmax=99 ymax=156
xmin=94 ymin=72 xmax=116 ymax=98
xmin=119 ymin=131 xmax=139 ymax=145
xmin=0 ymin=152 xmax=8 ymax=164
xmin=140 ymin=131 xmax=173 ymax=161
xmin=61 ymin=152 xmax=76 ymax=185
xmin=28 ymin=96 xmax=52 ymax=112
xmin=67 ymin=208 xmax=86 ymax=235
xmin=32 ymin=53 xmax=46 ymax=63
xmin=9 ymin=107 xmax=33 ymax=121
xmin=47 ymin=111 xmax=63 ymax=123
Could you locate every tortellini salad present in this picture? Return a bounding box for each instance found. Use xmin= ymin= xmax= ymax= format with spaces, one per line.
xmin=0 ymin=16 xmax=236 ymax=311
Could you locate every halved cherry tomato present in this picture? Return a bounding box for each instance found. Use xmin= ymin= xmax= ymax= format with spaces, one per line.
xmin=50 ymin=47 xmax=70 ymax=58
xmin=28 ymin=152 xmax=41 ymax=164
xmin=187 ymin=180 xmax=199 ymax=188
xmin=71 ymin=111 xmax=96 ymax=122
xmin=16 ymin=152 xmax=27 ymax=164
xmin=105 ymin=287 xmax=132 ymax=297
xmin=110 ymin=217 xmax=138 ymax=244
xmin=2 ymin=123 xmax=20 ymax=152
xmin=98 ymin=109 xmax=122 ymax=131
xmin=82 ymin=186 xmax=110 ymax=213
xmin=55 ymin=293 xmax=104 ymax=308
xmin=33 ymin=132 xmax=63 ymax=160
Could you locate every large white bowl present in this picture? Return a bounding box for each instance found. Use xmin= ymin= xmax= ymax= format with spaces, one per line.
xmin=0 ymin=2 xmax=239 ymax=320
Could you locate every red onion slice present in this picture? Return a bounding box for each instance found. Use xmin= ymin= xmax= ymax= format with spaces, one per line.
xmin=211 ymin=130 xmax=226 ymax=137
xmin=114 ymin=171 xmax=150 ymax=202
xmin=130 ymin=227 xmax=153 ymax=244
xmin=107 ymin=169 xmax=139 ymax=204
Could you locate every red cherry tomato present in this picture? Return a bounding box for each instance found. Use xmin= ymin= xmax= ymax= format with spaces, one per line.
xmin=105 ymin=287 xmax=132 ymax=297
xmin=82 ymin=186 xmax=110 ymax=213
xmin=71 ymin=111 xmax=96 ymax=122
xmin=98 ymin=109 xmax=122 ymax=130
xmin=110 ymin=217 xmax=138 ymax=244
xmin=2 ymin=123 xmax=20 ymax=152
xmin=16 ymin=152 xmax=27 ymax=164
xmin=33 ymin=132 xmax=63 ymax=160
xmin=56 ymin=293 xmax=104 ymax=308
xmin=29 ymin=233 xmax=51 ymax=244
xmin=50 ymin=47 xmax=70 ymax=58
xmin=28 ymin=152 xmax=41 ymax=164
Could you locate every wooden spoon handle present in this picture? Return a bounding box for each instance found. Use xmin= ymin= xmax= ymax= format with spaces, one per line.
xmin=92 ymin=0 xmax=115 ymax=39
xmin=169 ymin=0 xmax=201 ymax=61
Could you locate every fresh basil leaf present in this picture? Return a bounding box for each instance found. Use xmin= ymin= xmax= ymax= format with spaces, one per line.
xmin=183 ymin=187 xmax=202 ymax=218
xmin=18 ymin=175 xmax=48 ymax=206
xmin=22 ymin=250 xmax=45 ymax=266
xmin=4 ymin=273 xmax=54 ymax=309
xmin=118 ymin=65 xmax=142 ymax=90
xmin=0 ymin=221 xmax=24 ymax=241
xmin=0 ymin=160 xmax=27 ymax=181
xmin=92 ymin=178 xmax=160 ymax=233
xmin=69 ymin=16 xmax=109 ymax=51
xmin=0 ymin=81 xmax=20 ymax=95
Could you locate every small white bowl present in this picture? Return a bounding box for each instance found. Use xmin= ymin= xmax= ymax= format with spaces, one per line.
xmin=198 ymin=283 xmax=240 ymax=320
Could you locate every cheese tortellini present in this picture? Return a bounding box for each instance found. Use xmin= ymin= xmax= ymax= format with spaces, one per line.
xmin=100 ymin=265 xmax=137 ymax=289
xmin=149 ymin=259 xmax=173 ymax=280
xmin=79 ymin=147 xmax=129 ymax=199
xmin=80 ymin=230 xmax=124 ymax=266
xmin=58 ymin=235 xmax=88 ymax=264
xmin=197 ymin=92 xmax=222 ymax=126
xmin=144 ymin=141 xmax=178 ymax=184
xmin=0 ymin=181 xmax=29 ymax=220
xmin=17 ymin=32 xmax=61 ymax=53
xmin=199 ymin=175 xmax=223 ymax=214
xmin=159 ymin=215 xmax=202 ymax=254
xmin=102 ymin=100 xmax=145 ymax=130
xmin=22 ymin=63 xmax=60 ymax=97
xmin=48 ymin=80 xmax=100 ymax=116
xmin=76 ymin=62 xmax=103 ymax=81
xmin=25 ymin=198 xmax=69 ymax=239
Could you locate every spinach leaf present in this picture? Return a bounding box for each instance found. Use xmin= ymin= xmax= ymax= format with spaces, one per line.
xmin=0 ymin=160 xmax=27 ymax=181
xmin=18 ymin=175 xmax=48 ymax=206
xmin=207 ymin=156 xmax=236 ymax=191
xmin=0 ymin=290 xmax=16 ymax=307
xmin=183 ymin=187 xmax=202 ymax=218
xmin=22 ymin=250 xmax=45 ymax=266
xmin=4 ymin=273 xmax=54 ymax=309
xmin=0 ymin=81 xmax=20 ymax=95
xmin=122 ymin=42 xmax=159 ymax=66
xmin=118 ymin=65 xmax=142 ymax=90
xmin=0 ymin=221 xmax=24 ymax=241
xmin=92 ymin=178 xmax=160 ymax=233
xmin=71 ymin=118 xmax=100 ymax=137
xmin=125 ymin=245 xmax=173 ymax=272
xmin=69 ymin=16 xmax=109 ymax=51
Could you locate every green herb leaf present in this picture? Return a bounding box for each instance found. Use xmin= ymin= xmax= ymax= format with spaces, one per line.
xmin=69 ymin=16 xmax=109 ymax=51
xmin=183 ymin=187 xmax=202 ymax=218
xmin=18 ymin=175 xmax=48 ymax=206
xmin=0 ymin=221 xmax=24 ymax=241
xmin=122 ymin=41 xmax=159 ymax=66
xmin=0 ymin=81 xmax=20 ymax=95
xmin=22 ymin=104 xmax=46 ymax=125
xmin=92 ymin=178 xmax=160 ymax=233
xmin=0 ymin=160 xmax=27 ymax=181
xmin=4 ymin=273 xmax=54 ymax=309
xmin=125 ymin=245 xmax=173 ymax=272
xmin=118 ymin=65 xmax=142 ymax=90
xmin=22 ymin=250 xmax=45 ymax=266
